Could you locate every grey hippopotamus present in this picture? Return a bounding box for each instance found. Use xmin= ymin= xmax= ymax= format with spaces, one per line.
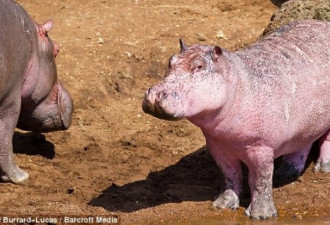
xmin=0 ymin=0 xmax=73 ymax=183
xmin=143 ymin=20 xmax=330 ymax=219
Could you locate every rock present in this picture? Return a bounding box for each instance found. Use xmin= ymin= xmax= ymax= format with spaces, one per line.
xmin=215 ymin=30 xmax=227 ymax=39
xmin=270 ymin=0 xmax=289 ymax=7
xmin=68 ymin=187 xmax=75 ymax=194
xmin=98 ymin=37 xmax=104 ymax=44
xmin=196 ymin=33 xmax=206 ymax=41
xmin=264 ymin=0 xmax=330 ymax=35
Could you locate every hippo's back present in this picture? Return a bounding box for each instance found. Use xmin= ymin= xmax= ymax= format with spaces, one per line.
xmin=235 ymin=20 xmax=330 ymax=148
xmin=236 ymin=20 xmax=329 ymax=80
xmin=0 ymin=0 xmax=34 ymax=97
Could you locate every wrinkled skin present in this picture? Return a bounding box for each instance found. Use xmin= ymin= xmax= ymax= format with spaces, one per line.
xmin=143 ymin=20 xmax=330 ymax=219
xmin=0 ymin=0 xmax=73 ymax=183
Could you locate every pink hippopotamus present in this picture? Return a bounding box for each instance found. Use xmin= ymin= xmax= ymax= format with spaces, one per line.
xmin=143 ymin=20 xmax=330 ymax=219
xmin=0 ymin=0 xmax=73 ymax=183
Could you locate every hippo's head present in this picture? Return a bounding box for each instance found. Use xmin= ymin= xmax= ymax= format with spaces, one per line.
xmin=143 ymin=40 xmax=237 ymax=124
xmin=17 ymin=20 xmax=73 ymax=133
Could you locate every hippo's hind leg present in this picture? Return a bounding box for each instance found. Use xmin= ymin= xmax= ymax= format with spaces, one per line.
xmin=274 ymin=144 xmax=311 ymax=182
xmin=314 ymin=130 xmax=330 ymax=173
xmin=0 ymin=100 xmax=29 ymax=183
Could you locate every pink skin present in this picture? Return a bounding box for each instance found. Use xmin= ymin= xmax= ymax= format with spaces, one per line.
xmin=315 ymin=130 xmax=330 ymax=173
xmin=0 ymin=0 xmax=73 ymax=184
xmin=143 ymin=20 xmax=330 ymax=219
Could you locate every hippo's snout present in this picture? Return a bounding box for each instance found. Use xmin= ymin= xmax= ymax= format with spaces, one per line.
xmin=142 ymin=87 xmax=159 ymax=115
xmin=142 ymin=87 xmax=182 ymax=121
xmin=143 ymin=88 xmax=167 ymax=108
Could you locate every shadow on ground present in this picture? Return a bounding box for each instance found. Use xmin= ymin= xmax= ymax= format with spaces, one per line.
xmin=89 ymin=147 xmax=224 ymax=212
xmin=13 ymin=131 xmax=55 ymax=159
xmin=89 ymin=144 xmax=318 ymax=212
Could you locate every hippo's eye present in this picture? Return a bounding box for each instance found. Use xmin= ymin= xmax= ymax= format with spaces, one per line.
xmin=192 ymin=58 xmax=206 ymax=71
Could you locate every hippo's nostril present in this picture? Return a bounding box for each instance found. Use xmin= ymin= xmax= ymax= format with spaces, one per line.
xmin=157 ymin=91 xmax=168 ymax=100
xmin=147 ymin=87 xmax=152 ymax=95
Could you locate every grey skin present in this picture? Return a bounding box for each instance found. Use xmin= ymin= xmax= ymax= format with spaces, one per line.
xmin=0 ymin=0 xmax=73 ymax=183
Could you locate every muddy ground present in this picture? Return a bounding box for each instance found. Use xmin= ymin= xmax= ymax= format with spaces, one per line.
xmin=1 ymin=0 xmax=330 ymax=224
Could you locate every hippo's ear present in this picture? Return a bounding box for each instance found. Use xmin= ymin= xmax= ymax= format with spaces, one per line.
xmin=37 ymin=20 xmax=53 ymax=37
xmin=179 ymin=38 xmax=187 ymax=53
xmin=42 ymin=20 xmax=54 ymax=32
xmin=212 ymin=46 xmax=223 ymax=62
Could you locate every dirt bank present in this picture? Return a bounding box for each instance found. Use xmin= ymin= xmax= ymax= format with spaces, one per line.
xmin=1 ymin=0 xmax=329 ymax=224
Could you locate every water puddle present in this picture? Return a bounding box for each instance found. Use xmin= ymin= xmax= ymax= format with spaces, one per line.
xmin=163 ymin=217 xmax=330 ymax=225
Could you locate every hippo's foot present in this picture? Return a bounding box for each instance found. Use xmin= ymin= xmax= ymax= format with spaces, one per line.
xmin=314 ymin=159 xmax=330 ymax=173
xmin=1 ymin=166 xmax=29 ymax=184
xmin=245 ymin=199 xmax=277 ymax=220
xmin=213 ymin=189 xmax=239 ymax=210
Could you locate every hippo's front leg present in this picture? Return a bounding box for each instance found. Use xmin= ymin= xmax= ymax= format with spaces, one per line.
xmin=207 ymin=139 xmax=242 ymax=210
xmin=0 ymin=100 xmax=29 ymax=183
xmin=245 ymin=147 xmax=277 ymax=220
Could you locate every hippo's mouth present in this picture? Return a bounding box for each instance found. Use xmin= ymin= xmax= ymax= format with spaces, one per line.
xmin=17 ymin=81 xmax=73 ymax=133
xmin=142 ymin=98 xmax=182 ymax=121
xmin=57 ymin=81 xmax=73 ymax=130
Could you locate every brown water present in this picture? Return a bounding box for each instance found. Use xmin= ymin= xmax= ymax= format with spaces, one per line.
xmin=165 ymin=217 xmax=330 ymax=225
